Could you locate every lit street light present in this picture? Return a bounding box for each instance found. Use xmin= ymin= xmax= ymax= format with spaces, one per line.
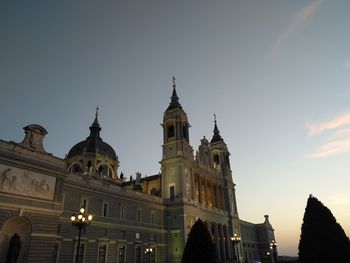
xmin=144 ymin=247 xmax=153 ymax=263
xmin=231 ymin=233 xmax=241 ymax=263
xmin=70 ymin=207 xmax=93 ymax=263
xmin=270 ymin=240 xmax=278 ymax=263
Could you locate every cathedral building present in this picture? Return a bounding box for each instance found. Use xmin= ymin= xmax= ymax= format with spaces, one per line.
xmin=0 ymin=81 xmax=277 ymax=263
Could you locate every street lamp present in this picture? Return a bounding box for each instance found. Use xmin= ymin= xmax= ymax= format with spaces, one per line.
xmin=144 ymin=247 xmax=153 ymax=263
xmin=270 ymin=240 xmax=278 ymax=263
xmin=230 ymin=233 xmax=241 ymax=263
xmin=70 ymin=207 xmax=93 ymax=263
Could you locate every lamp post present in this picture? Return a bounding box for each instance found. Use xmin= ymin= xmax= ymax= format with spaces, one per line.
xmin=230 ymin=233 xmax=241 ymax=263
xmin=144 ymin=247 xmax=153 ymax=263
xmin=270 ymin=240 xmax=278 ymax=263
xmin=70 ymin=207 xmax=93 ymax=263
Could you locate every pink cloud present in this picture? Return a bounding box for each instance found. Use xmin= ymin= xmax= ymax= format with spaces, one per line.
xmin=306 ymin=112 xmax=350 ymax=137
xmin=305 ymin=138 xmax=350 ymax=159
xmin=272 ymin=0 xmax=324 ymax=53
xmin=332 ymin=128 xmax=350 ymax=139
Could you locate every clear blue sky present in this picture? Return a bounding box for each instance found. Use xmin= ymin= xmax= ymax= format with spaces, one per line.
xmin=1 ymin=0 xmax=350 ymax=256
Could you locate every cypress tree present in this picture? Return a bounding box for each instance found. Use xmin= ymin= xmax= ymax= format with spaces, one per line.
xmin=182 ymin=218 xmax=218 ymax=263
xmin=298 ymin=195 xmax=350 ymax=263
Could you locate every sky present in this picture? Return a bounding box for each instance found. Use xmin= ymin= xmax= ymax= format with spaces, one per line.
xmin=1 ymin=0 xmax=350 ymax=256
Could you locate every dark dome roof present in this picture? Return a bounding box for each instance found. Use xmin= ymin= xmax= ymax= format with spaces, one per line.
xmin=67 ymin=138 xmax=117 ymax=160
xmin=67 ymin=112 xmax=117 ymax=160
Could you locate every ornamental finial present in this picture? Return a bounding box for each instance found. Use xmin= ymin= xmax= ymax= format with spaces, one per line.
xmin=172 ymin=76 xmax=176 ymax=88
xmin=95 ymin=106 xmax=99 ymax=119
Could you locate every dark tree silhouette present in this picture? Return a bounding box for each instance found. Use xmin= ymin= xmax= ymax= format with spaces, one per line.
xmin=182 ymin=218 xmax=218 ymax=263
xmin=298 ymin=195 xmax=350 ymax=263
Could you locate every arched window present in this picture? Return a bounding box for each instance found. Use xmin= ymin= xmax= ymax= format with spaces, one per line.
xmin=0 ymin=217 xmax=32 ymax=263
xmin=72 ymin=163 xmax=82 ymax=173
xmin=150 ymin=188 xmax=158 ymax=196
xmin=213 ymin=154 xmax=220 ymax=171
xmin=69 ymin=162 xmax=82 ymax=173
xmin=98 ymin=164 xmax=111 ymax=178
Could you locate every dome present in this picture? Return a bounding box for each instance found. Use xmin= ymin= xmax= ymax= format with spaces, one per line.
xmin=67 ymin=138 xmax=117 ymax=160
xmin=67 ymin=111 xmax=117 ymax=161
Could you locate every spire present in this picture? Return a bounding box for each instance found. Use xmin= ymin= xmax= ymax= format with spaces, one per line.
xmin=89 ymin=106 xmax=101 ymax=138
xmin=166 ymin=76 xmax=182 ymax=111
xmin=210 ymin=114 xmax=223 ymax=143
xmin=92 ymin=106 xmax=99 ymax=125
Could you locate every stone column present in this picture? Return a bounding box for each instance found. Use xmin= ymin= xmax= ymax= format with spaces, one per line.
xmin=204 ymin=177 xmax=208 ymax=206
xmin=198 ymin=174 xmax=202 ymax=203
xmin=216 ymin=186 xmax=222 ymax=209
xmin=214 ymin=223 xmax=221 ymax=261
xmin=190 ymin=169 xmax=195 ymax=200
xmin=224 ymin=225 xmax=232 ymax=260
xmin=218 ymin=224 xmax=226 ymax=261
xmin=220 ymin=186 xmax=225 ymax=210
xmin=212 ymin=184 xmax=217 ymax=208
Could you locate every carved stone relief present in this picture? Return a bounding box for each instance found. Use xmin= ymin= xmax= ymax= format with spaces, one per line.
xmin=0 ymin=164 xmax=56 ymax=200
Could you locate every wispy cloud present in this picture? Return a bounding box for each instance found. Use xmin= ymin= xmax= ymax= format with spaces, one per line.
xmin=332 ymin=127 xmax=350 ymax=139
xmin=306 ymin=111 xmax=350 ymax=159
xmin=306 ymin=112 xmax=350 ymax=137
xmin=272 ymin=0 xmax=324 ymax=53
xmin=305 ymin=138 xmax=350 ymax=159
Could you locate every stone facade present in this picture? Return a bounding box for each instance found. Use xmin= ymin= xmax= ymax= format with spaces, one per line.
xmin=0 ymin=84 xmax=277 ymax=263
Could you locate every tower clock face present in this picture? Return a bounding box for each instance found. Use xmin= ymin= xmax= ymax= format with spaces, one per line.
xmin=168 ymin=168 xmax=175 ymax=176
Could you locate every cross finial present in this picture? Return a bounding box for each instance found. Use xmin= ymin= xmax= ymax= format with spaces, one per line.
xmin=172 ymin=76 xmax=176 ymax=88
xmin=214 ymin=113 xmax=217 ymax=123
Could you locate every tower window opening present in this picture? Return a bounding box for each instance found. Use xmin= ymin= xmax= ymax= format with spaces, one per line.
xmin=168 ymin=125 xmax=175 ymax=138
xmin=213 ymin=154 xmax=220 ymax=170
xmin=169 ymin=185 xmax=175 ymax=200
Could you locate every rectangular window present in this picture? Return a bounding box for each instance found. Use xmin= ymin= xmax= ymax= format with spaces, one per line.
xmin=74 ymin=242 xmax=85 ymax=263
xmin=169 ymin=185 xmax=175 ymax=200
xmin=98 ymin=244 xmax=107 ymax=263
xmin=135 ymin=245 xmax=142 ymax=263
xmin=120 ymin=206 xmax=125 ymax=220
xmin=118 ymin=244 xmax=126 ymax=263
xmin=151 ymin=211 xmax=156 ymax=225
xmin=102 ymin=202 xmax=109 ymax=217
xmin=136 ymin=209 xmax=142 ymax=222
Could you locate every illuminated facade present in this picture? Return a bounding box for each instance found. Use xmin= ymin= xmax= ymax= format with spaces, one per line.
xmin=0 ymin=82 xmax=276 ymax=263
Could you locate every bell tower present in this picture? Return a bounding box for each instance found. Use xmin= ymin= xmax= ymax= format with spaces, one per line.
xmin=209 ymin=115 xmax=238 ymax=215
xmin=160 ymin=77 xmax=193 ymax=200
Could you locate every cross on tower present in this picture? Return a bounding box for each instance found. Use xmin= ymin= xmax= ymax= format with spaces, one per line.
xmin=172 ymin=76 xmax=176 ymax=88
